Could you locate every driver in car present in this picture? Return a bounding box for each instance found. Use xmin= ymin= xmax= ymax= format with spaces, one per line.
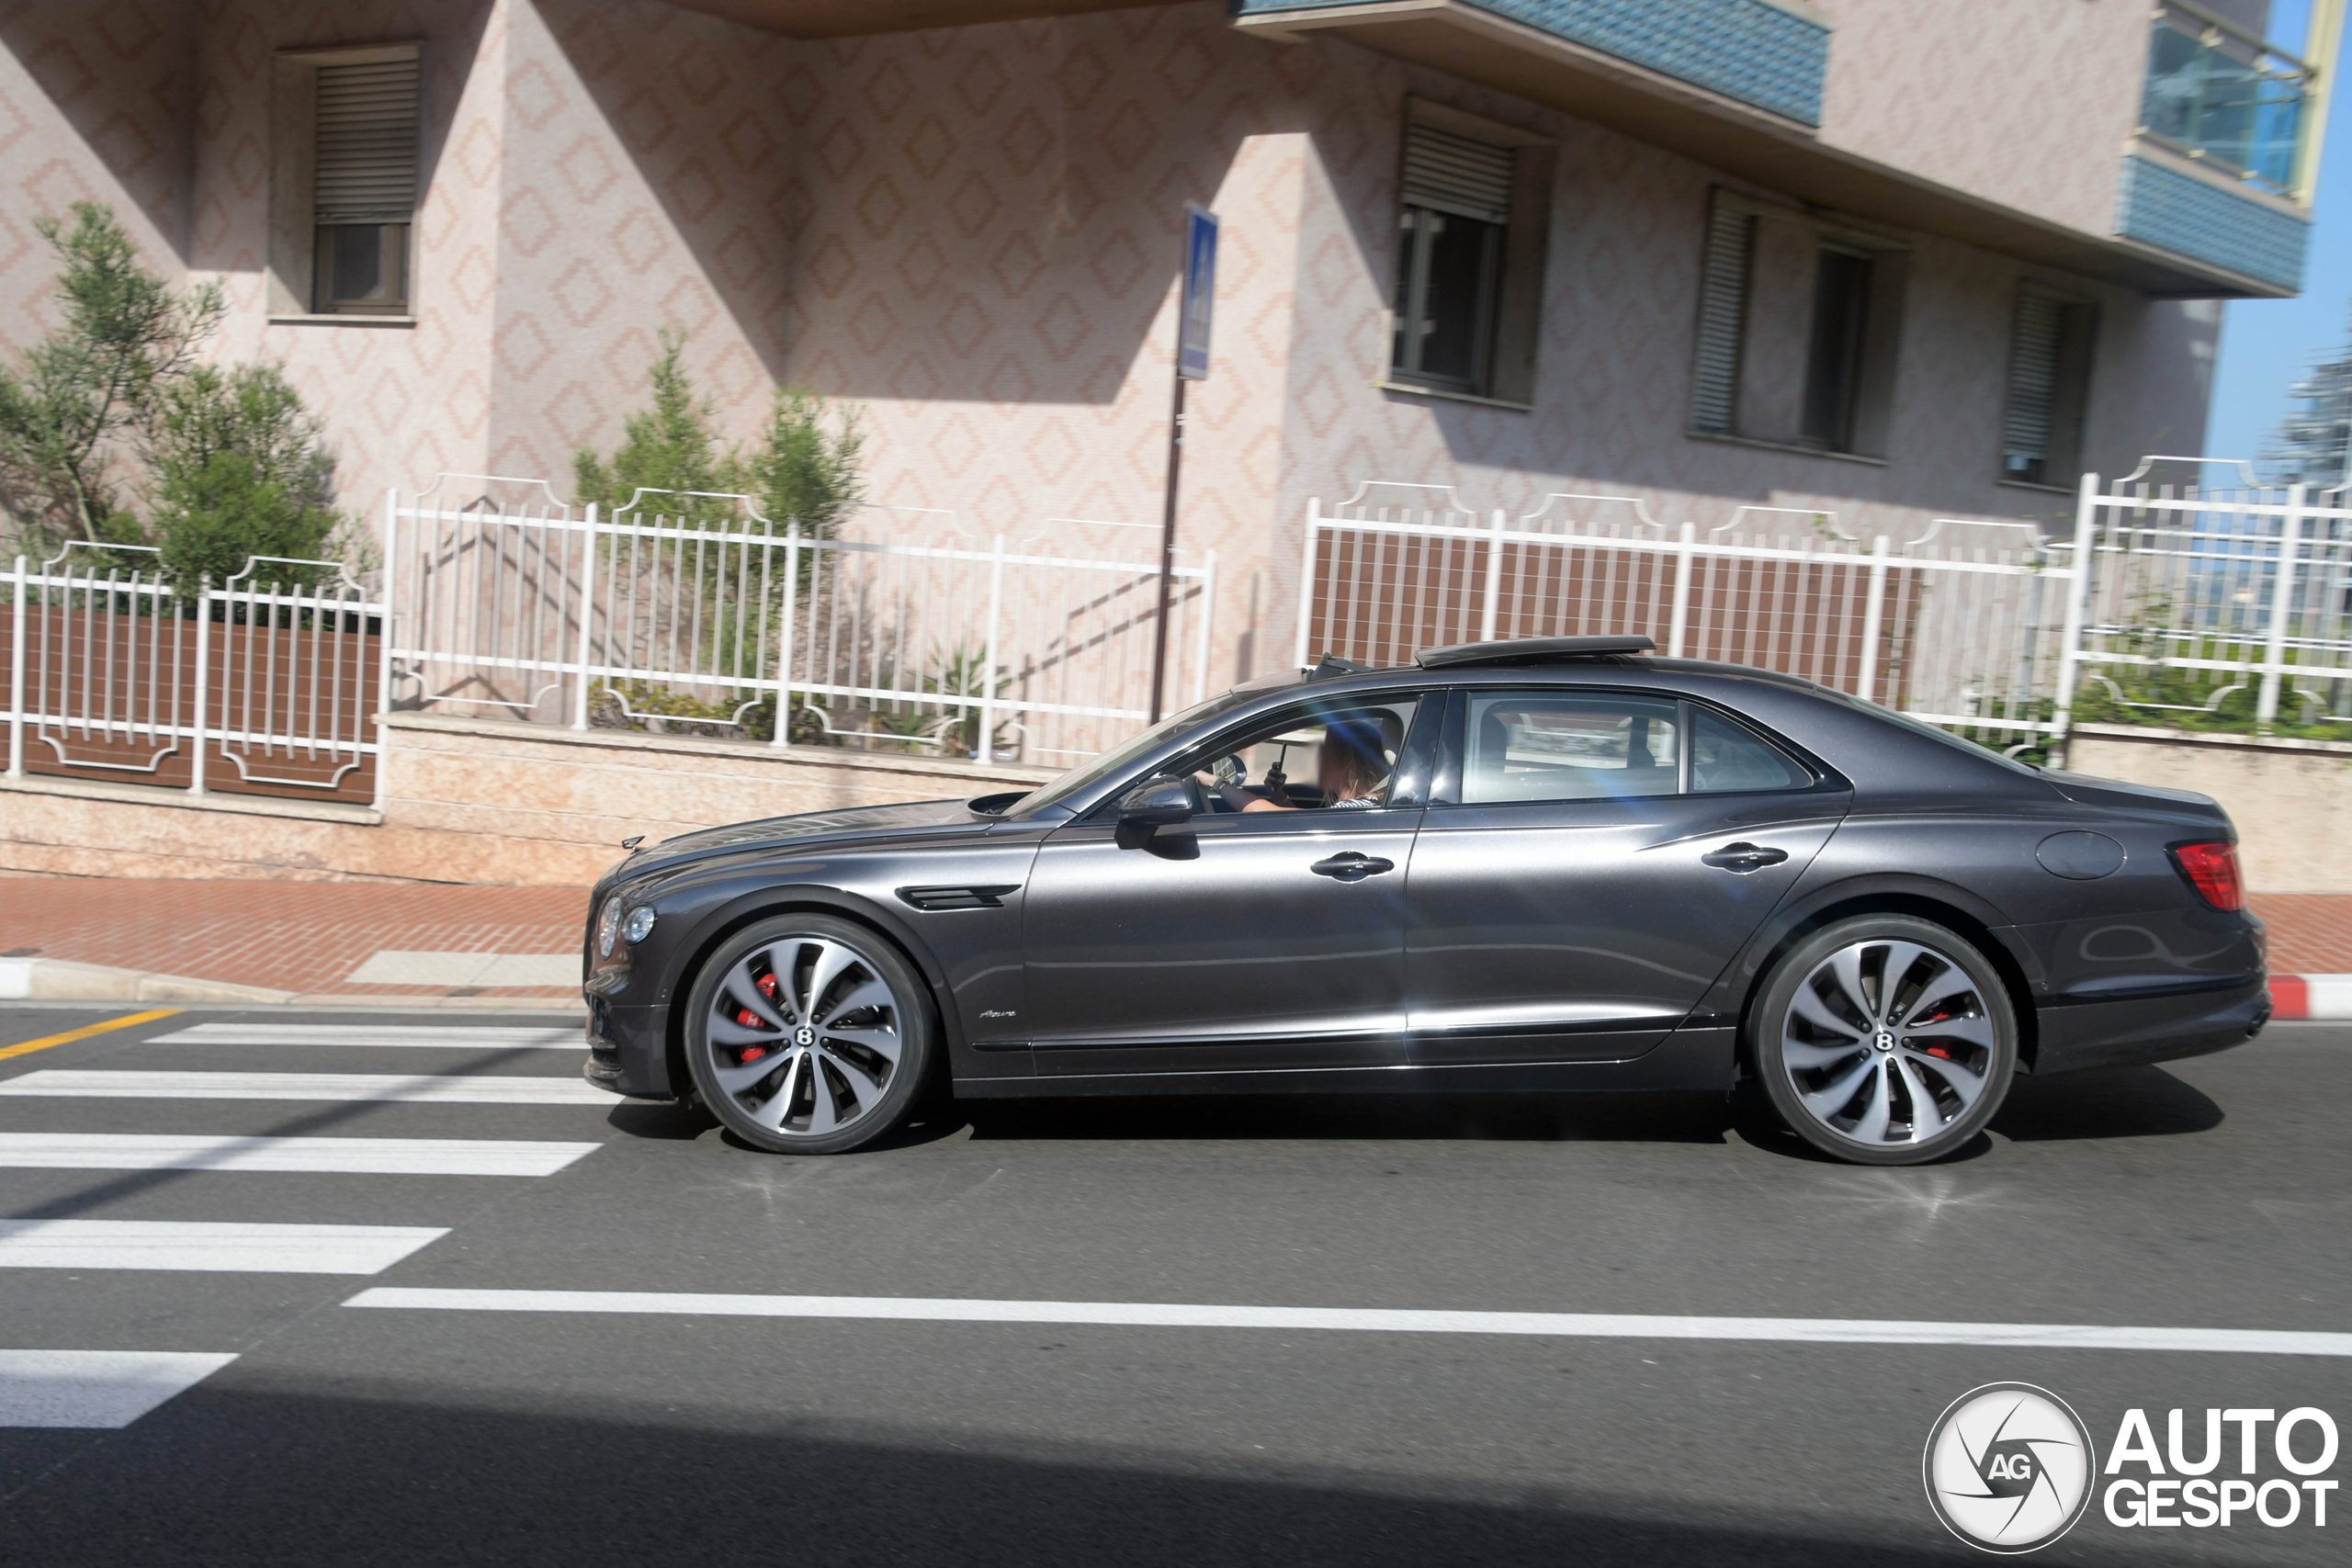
xmin=1203 ymin=718 xmax=1394 ymax=813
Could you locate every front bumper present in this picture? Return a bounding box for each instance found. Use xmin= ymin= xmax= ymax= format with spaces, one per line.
xmin=583 ymin=990 xmax=675 ymax=1099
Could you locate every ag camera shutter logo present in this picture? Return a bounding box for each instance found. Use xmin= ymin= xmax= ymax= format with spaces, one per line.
xmin=1923 ymin=1382 xmax=2095 ymax=1553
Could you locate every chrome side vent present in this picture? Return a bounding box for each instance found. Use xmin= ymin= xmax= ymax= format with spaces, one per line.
xmin=896 ymin=885 xmax=1021 ymax=912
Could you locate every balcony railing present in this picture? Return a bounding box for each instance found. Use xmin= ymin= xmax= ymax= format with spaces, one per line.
xmin=2140 ymin=0 xmax=2312 ymax=196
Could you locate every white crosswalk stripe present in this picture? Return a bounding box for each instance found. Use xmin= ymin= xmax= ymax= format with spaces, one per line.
xmin=150 ymin=1024 xmax=582 ymax=1050
xmin=0 ymin=1350 xmax=240 ymax=1428
xmin=0 ymin=1016 xmax=607 ymax=1426
xmin=0 ymin=1219 xmax=448 ymax=1274
xmin=0 ymin=1133 xmax=599 ymax=1176
xmin=0 ymin=1069 xmax=613 ymax=1104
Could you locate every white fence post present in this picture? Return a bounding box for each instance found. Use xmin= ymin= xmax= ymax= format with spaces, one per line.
xmin=1479 ymin=509 xmax=1504 ymax=643
xmin=5 ymin=554 xmax=22 ymax=780
xmin=377 ymin=490 xmax=398 ymax=788
xmin=6 ymin=555 xmax=23 ymax=780
xmin=571 ymin=502 xmax=599 ymax=731
xmin=1294 ymin=496 xmax=1321 ymax=671
xmin=772 ymin=523 xmax=799 ymax=749
xmin=1666 ymin=520 xmax=1696 ymax=658
xmin=1192 ymin=548 xmax=1216 ymax=704
xmin=978 ymin=533 xmax=1005 ymax=764
xmin=188 ymin=574 xmax=210 ymax=796
xmin=1856 ymin=534 xmax=1890 ymax=704
xmin=2051 ymin=472 xmax=2101 ymax=744
xmin=2256 ymin=482 xmax=2306 ymax=724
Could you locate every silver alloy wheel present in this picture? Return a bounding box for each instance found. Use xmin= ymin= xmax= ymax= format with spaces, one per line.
xmin=705 ymin=933 xmax=904 ymax=1138
xmin=1777 ymin=938 xmax=1998 ymax=1150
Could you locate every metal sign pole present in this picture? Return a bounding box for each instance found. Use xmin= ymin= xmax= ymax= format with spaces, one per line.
xmin=1149 ymin=374 xmax=1185 ymax=723
xmin=1149 ymin=204 xmax=1216 ymax=723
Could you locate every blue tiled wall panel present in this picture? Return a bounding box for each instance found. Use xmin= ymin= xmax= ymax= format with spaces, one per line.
xmin=2114 ymin=154 xmax=2310 ymax=291
xmin=1232 ymin=0 xmax=1830 ymax=125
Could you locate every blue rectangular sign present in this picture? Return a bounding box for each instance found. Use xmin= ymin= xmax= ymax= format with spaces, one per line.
xmin=1178 ymin=204 xmax=1217 ymax=381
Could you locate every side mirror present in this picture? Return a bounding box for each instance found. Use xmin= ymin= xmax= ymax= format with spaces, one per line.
xmin=1118 ymin=774 xmax=1200 ymax=828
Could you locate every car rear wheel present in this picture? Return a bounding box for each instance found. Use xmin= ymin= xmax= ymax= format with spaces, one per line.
xmin=1752 ymin=915 xmax=2017 ymax=1165
xmin=684 ymin=914 xmax=936 ymax=1155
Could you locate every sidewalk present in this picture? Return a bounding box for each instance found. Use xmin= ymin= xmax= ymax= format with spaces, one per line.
xmin=0 ymin=876 xmax=585 ymax=1006
xmin=0 ymin=876 xmax=2343 ymax=1014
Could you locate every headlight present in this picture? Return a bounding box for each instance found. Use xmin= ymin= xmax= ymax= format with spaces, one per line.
xmin=623 ymin=906 xmax=657 ymax=944
xmin=595 ymin=897 xmax=622 ymax=959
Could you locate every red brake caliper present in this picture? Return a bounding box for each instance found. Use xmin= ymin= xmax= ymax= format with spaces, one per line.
xmin=735 ymin=971 xmax=784 ymax=1062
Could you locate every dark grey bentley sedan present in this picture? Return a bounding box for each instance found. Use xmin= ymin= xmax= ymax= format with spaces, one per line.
xmin=581 ymin=636 xmax=2268 ymax=1166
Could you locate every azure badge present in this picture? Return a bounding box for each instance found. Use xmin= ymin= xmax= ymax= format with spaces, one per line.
xmin=1923 ymin=1382 xmax=2095 ymax=1553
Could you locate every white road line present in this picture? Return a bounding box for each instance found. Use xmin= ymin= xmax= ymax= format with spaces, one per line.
xmin=0 ymin=1070 xmax=613 ymax=1105
xmin=0 ymin=1220 xmax=447 ymax=1274
xmin=150 ymin=1025 xmax=581 ymax=1051
xmin=0 ymin=1350 xmax=239 ymax=1428
xmin=0 ymin=1133 xmax=600 ymax=1177
xmin=342 ymin=1289 xmax=2352 ymax=1357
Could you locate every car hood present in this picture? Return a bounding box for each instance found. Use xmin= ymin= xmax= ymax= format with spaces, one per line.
xmin=614 ymin=799 xmax=991 ymax=883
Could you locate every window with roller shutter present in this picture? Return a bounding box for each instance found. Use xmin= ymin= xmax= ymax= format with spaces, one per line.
xmin=1688 ymin=187 xmax=1908 ymax=460
xmin=2000 ymin=286 xmax=2097 ymax=487
xmin=311 ymin=55 xmax=420 ymax=314
xmin=266 ymin=42 xmax=422 ymax=321
xmin=1386 ymin=107 xmax=1553 ymax=406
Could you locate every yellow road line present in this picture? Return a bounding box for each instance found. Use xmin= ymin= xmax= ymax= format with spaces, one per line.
xmin=0 ymin=1009 xmax=182 ymax=1063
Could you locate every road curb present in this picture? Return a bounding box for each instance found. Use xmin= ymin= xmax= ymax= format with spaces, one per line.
xmin=0 ymin=956 xmax=294 ymax=1006
xmin=0 ymin=959 xmax=578 ymax=1010
xmin=2271 ymin=975 xmax=2352 ymax=1021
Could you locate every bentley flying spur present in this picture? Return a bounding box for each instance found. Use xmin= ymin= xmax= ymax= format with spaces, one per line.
xmin=581 ymin=636 xmax=2268 ymax=1166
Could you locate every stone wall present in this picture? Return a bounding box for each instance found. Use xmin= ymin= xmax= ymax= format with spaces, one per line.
xmin=2065 ymin=726 xmax=2352 ymax=896
xmin=0 ymin=714 xmax=1053 ymax=886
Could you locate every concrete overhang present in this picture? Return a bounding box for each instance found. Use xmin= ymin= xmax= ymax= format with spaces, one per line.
xmin=663 ymin=0 xmax=2304 ymax=298
xmin=1238 ymin=0 xmax=2301 ymax=299
xmin=663 ymin=0 xmax=1187 ymax=37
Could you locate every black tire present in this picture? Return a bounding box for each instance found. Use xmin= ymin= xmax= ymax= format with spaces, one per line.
xmin=1750 ymin=914 xmax=2017 ymax=1165
xmin=683 ymin=913 xmax=937 ymax=1155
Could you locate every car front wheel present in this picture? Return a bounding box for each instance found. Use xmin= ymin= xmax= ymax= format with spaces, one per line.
xmin=684 ymin=914 xmax=936 ymax=1155
xmin=1751 ymin=915 xmax=2017 ymax=1165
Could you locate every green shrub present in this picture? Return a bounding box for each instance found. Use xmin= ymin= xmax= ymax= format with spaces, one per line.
xmin=144 ymin=363 xmax=341 ymax=585
xmin=572 ymin=329 xmax=864 ymax=534
xmin=0 ymin=202 xmax=222 ymax=552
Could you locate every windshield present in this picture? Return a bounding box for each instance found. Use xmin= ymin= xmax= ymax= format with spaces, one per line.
xmin=1001 ymin=687 xmax=1264 ymax=818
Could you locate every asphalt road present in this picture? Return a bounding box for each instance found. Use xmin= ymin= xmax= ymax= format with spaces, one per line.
xmin=0 ymin=1004 xmax=2346 ymax=1566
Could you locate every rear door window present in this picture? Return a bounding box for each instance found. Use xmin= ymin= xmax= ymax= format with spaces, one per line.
xmin=1462 ymin=694 xmax=1682 ymax=804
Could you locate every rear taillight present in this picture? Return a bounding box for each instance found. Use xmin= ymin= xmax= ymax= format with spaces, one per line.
xmin=2169 ymin=840 xmax=2245 ymax=911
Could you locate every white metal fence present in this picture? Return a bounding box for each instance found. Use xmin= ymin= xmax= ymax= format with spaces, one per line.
xmin=12 ymin=458 xmax=2345 ymax=818
xmin=2 ymin=543 xmax=382 ymax=802
xmin=384 ymin=476 xmax=1215 ymax=767
xmin=1295 ymin=483 xmax=2076 ymax=747
xmin=2070 ymin=460 xmax=2352 ymax=730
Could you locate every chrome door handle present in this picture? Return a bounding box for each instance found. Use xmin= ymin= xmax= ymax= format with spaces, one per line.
xmin=1310 ymin=852 xmax=1396 ymax=881
xmin=1701 ymin=841 xmax=1788 ymax=874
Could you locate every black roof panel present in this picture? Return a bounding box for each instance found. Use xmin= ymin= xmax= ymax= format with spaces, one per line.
xmin=1414 ymin=635 xmax=1657 ymax=670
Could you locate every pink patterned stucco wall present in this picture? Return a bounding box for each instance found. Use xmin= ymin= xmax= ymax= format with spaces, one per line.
xmin=1 ymin=0 xmax=2222 ymax=691
xmin=1815 ymin=0 xmax=2154 ymax=240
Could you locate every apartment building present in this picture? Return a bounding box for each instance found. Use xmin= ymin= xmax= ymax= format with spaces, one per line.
xmin=0 ymin=0 xmax=2334 ymax=688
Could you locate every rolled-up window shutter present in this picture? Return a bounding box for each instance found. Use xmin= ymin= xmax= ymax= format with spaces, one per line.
xmin=315 ymin=58 xmax=419 ymax=223
xmin=1691 ymin=201 xmax=1751 ymax=434
xmin=2003 ymin=292 xmax=2064 ymax=470
xmin=1402 ymin=123 xmax=1514 ymax=225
